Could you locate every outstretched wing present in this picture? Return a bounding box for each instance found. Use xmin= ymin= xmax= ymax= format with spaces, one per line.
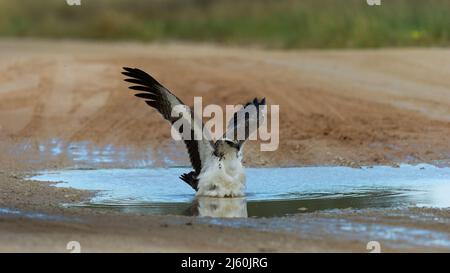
xmin=122 ymin=67 xmax=213 ymax=175
xmin=223 ymin=98 xmax=266 ymax=145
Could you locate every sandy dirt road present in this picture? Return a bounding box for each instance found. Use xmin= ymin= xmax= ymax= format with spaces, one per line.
xmin=0 ymin=39 xmax=450 ymax=252
xmin=0 ymin=39 xmax=449 ymax=169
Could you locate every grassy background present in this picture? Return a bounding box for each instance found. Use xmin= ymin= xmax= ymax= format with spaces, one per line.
xmin=0 ymin=0 xmax=449 ymax=48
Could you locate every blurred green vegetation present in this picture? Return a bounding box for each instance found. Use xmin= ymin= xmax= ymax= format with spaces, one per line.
xmin=0 ymin=0 xmax=449 ymax=48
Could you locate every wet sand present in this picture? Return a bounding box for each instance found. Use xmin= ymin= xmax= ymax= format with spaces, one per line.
xmin=0 ymin=39 xmax=450 ymax=252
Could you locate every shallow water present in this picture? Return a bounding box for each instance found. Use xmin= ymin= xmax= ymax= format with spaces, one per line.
xmin=0 ymin=207 xmax=76 ymax=222
xmin=3 ymin=139 xmax=159 ymax=168
xmin=30 ymin=164 xmax=450 ymax=218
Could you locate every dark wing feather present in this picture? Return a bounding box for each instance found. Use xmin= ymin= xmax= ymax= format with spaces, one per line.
xmin=224 ymin=97 xmax=266 ymax=144
xmin=122 ymin=67 xmax=213 ymax=176
xmin=122 ymin=67 xmax=182 ymax=121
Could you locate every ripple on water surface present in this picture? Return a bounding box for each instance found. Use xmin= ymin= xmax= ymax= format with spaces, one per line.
xmin=29 ymin=164 xmax=450 ymax=218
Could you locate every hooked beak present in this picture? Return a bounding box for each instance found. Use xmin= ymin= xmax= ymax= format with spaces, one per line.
xmin=232 ymin=142 xmax=242 ymax=150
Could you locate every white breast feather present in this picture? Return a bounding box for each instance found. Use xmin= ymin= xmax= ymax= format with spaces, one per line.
xmin=196 ymin=152 xmax=246 ymax=197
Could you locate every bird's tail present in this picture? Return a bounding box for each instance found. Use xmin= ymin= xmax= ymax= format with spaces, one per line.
xmin=180 ymin=171 xmax=199 ymax=191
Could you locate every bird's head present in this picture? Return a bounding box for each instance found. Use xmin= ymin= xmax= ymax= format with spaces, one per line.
xmin=223 ymin=139 xmax=241 ymax=150
xmin=213 ymin=139 xmax=242 ymax=158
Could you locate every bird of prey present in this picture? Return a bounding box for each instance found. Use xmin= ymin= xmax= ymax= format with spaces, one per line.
xmin=122 ymin=67 xmax=266 ymax=197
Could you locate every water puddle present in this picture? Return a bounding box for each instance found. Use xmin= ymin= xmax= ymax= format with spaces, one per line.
xmin=0 ymin=138 xmax=183 ymax=169
xmin=29 ymin=164 xmax=450 ymax=218
xmin=0 ymin=207 xmax=76 ymax=222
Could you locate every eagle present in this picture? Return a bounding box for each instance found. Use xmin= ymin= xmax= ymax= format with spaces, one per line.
xmin=122 ymin=67 xmax=266 ymax=197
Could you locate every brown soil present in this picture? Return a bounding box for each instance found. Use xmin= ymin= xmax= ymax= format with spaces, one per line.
xmin=1 ymin=40 xmax=449 ymax=169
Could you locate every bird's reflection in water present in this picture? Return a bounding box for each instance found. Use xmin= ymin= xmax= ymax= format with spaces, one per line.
xmin=187 ymin=197 xmax=248 ymax=218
